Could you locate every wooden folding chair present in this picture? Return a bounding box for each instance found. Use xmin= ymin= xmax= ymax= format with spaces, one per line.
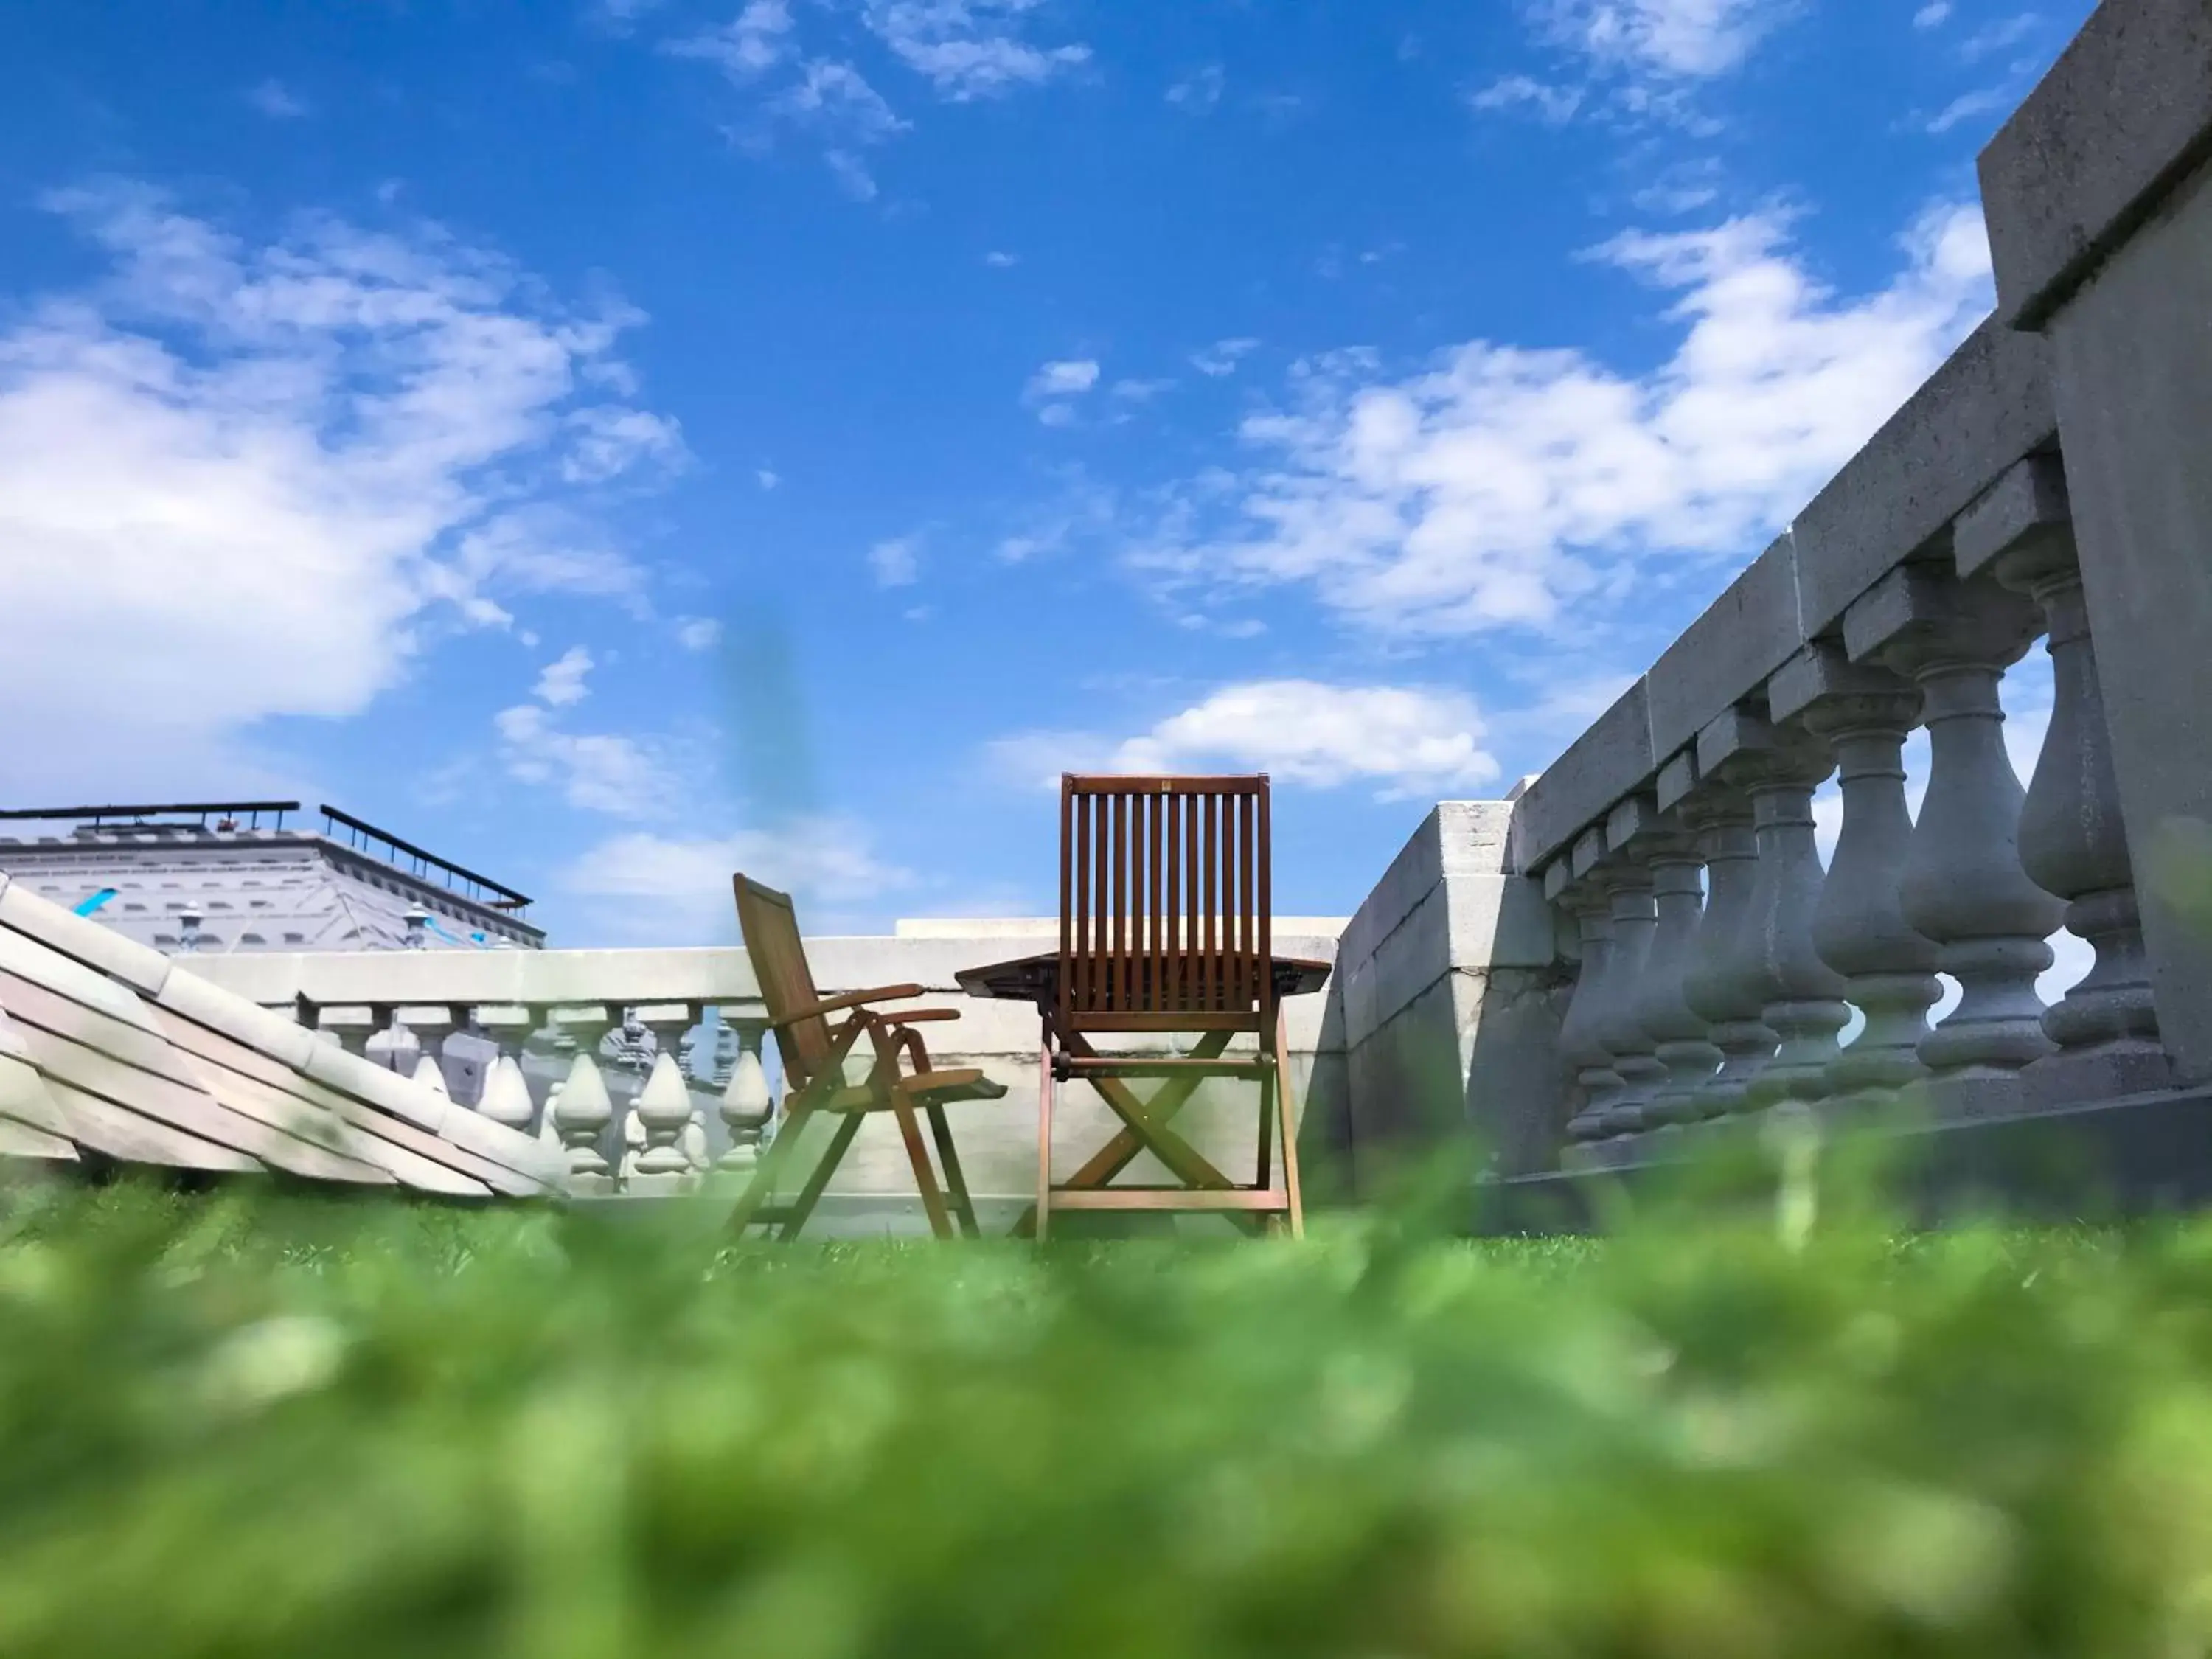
xmin=726 ymin=874 xmax=1007 ymax=1240
xmin=1032 ymin=773 xmax=1304 ymax=1240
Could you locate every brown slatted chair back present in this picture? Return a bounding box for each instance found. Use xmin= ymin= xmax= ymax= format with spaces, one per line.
xmin=733 ymin=874 xmax=835 ymax=1090
xmin=1057 ymin=773 xmax=1273 ymax=1045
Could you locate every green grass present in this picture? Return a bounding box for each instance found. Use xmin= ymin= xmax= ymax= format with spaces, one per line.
xmin=3 ymin=1169 xmax=2212 ymax=1657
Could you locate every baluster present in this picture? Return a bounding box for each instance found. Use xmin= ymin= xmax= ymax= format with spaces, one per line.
xmin=1557 ymin=830 xmax=1623 ymax=1148
xmin=397 ymin=1005 xmax=454 ymax=1099
xmin=316 ymin=1006 xmax=378 ymax=1059
xmin=549 ymin=1004 xmax=616 ymax=1190
xmin=1740 ymin=728 xmax=1850 ymax=1113
xmin=474 ymin=1006 xmax=539 ymax=1133
xmin=1847 ymin=565 xmax=2062 ymax=1117
xmin=1774 ymin=644 xmax=1941 ymax=1113
xmin=1683 ymin=712 xmax=1785 ymax=1120
xmin=629 ymin=1004 xmax=704 ymax=1193
xmin=1962 ymin=455 xmax=2174 ymax=1105
xmin=717 ymin=1012 xmax=776 ymax=1178
xmin=1595 ymin=798 xmax=1667 ymax=1141
xmin=364 ymin=1006 xmax=414 ymax=1075
xmin=1640 ymin=761 xmax=1722 ymax=1127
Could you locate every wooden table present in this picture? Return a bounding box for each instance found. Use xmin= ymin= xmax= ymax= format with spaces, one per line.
xmin=956 ymin=950 xmax=1332 ymax=1235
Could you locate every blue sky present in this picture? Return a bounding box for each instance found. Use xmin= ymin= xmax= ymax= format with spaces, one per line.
xmin=0 ymin=0 xmax=2092 ymax=946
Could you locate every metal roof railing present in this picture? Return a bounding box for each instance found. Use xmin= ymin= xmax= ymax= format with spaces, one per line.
xmin=316 ymin=805 xmax=534 ymax=914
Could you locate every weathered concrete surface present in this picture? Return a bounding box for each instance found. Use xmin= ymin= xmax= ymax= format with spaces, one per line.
xmin=2037 ymin=151 xmax=2212 ymax=1085
xmin=1321 ymin=804 xmax=1569 ymax=1189
xmin=1508 ymin=683 xmax=1655 ymax=874
xmin=1791 ymin=319 xmax=2056 ymax=636
xmin=1980 ymin=0 xmax=2212 ymax=329
xmin=1645 ymin=535 xmax=1806 ymax=763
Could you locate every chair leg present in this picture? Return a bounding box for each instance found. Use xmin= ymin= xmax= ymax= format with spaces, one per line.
xmin=1035 ymin=1043 xmax=1055 ymax=1244
xmin=1276 ymin=1009 xmax=1305 ymax=1241
xmin=1256 ymin=1062 xmax=1276 ymax=1192
xmin=727 ymin=1103 xmax=813 ymax=1234
xmin=779 ymin=1114 xmax=863 ymax=1242
xmin=891 ymin=1096 xmax=956 ymax=1240
xmin=925 ymin=1102 xmax=981 ymax=1238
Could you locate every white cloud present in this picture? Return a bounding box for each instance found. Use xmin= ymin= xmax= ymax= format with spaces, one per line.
xmin=824 ymin=147 xmax=880 ymax=200
xmin=675 ymin=616 xmax=723 ymax=650
xmin=533 ymin=647 xmax=596 ymax=707
xmin=493 ymin=704 xmax=678 ymax=816
xmin=558 ymin=820 xmax=911 ymax=942
xmin=1027 ymin=358 xmax=1100 ymax=397
xmin=247 ymin=79 xmax=310 ymax=119
xmin=1960 ymin=13 xmax=2038 ymax=61
xmin=1533 ymin=0 xmax=1796 ymax=79
xmin=984 ymin=249 xmax=1019 ymax=267
xmin=1191 ymin=337 xmax=1259 ymax=377
xmin=1135 ymin=201 xmax=1994 ymax=637
xmin=757 ymin=465 xmax=782 ymax=489
xmin=1913 ymin=1 xmax=1952 ymax=26
xmin=992 ymin=681 xmax=1500 ymax=801
xmin=862 ymin=0 xmax=1091 ymax=100
xmin=773 ymin=58 xmax=910 ymax=145
xmin=664 ymin=1 xmax=794 ymax=77
xmin=0 ymin=181 xmax=672 ymax=801
xmin=1024 ymin=357 xmax=1101 ymax=425
xmin=1469 ymin=74 xmax=1585 ymax=124
xmin=1111 ymin=378 xmax=1175 ymax=402
xmin=1924 ymin=87 xmax=2010 ymax=134
xmin=1166 ymin=65 xmax=1225 ymax=111
xmin=869 ymin=535 xmax=921 ymax=586
xmin=561 ymin=405 xmax=686 ymax=483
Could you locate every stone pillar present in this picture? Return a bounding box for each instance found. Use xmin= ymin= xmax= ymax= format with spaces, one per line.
xmin=1557 ymin=830 xmax=1623 ymax=1147
xmin=629 ymin=1004 xmax=703 ymax=1194
xmin=1982 ymin=21 xmax=2212 ymax=1082
xmin=474 ymin=1006 xmax=539 ymax=1134
xmin=1637 ymin=763 xmax=1722 ymax=1127
xmin=316 ymin=1006 xmax=378 ymax=1060
xmin=1773 ymin=644 xmax=1941 ymax=1110
xmin=549 ymin=1004 xmax=616 ymax=1191
xmin=396 ymin=1006 xmax=454 ymax=1099
xmin=1682 ymin=712 xmax=1787 ymax=1120
xmin=365 ymin=1006 xmax=417 ymax=1075
xmin=1739 ymin=729 xmax=1849 ymax=1113
xmin=1958 ymin=454 xmax=2174 ymax=1106
xmin=1594 ymin=798 xmax=1667 ymax=1140
xmin=1846 ymin=566 xmax=2062 ymax=1117
xmin=717 ymin=1012 xmax=776 ymax=1178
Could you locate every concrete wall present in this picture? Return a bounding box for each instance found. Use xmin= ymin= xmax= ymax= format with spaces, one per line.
xmin=1304 ymin=803 xmax=1569 ymax=1196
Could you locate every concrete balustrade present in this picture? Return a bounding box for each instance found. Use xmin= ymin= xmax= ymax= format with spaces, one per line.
xmin=1315 ymin=0 xmax=2212 ymax=1214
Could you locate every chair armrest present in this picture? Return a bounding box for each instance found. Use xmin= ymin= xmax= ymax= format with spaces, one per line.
xmin=768 ymin=983 xmax=928 ymax=1030
xmin=872 ymin=1008 xmax=959 ymax=1025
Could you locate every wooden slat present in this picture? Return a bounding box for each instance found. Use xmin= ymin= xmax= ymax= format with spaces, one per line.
xmin=1201 ymin=791 xmax=1217 ymax=1012
xmin=1051 ymin=1188 xmax=1290 ymax=1213
xmin=1060 ymin=779 xmax=1075 ymax=1030
xmin=1065 ymin=1011 xmax=1261 ymax=1033
xmin=1092 ymin=792 xmax=1108 ymax=1012
xmin=42 ymin=1078 xmax=263 ymax=1172
xmin=10 ymin=1016 xmax=389 ymax=1184
xmin=1074 ymin=786 xmax=1092 ymax=1015
xmin=1115 ymin=787 xmax=1133 ymax=1013
xmin=1239 ymin=787 xmax=1257 ymax=1011
xmin=148 ymin=1012 xmax=489 ymax=1197
xmin=1148 ymin=788 xmax=1164 ymax=1014
xmin=1258 ymin=782 xmax=1274 ymax=1034
xmin=0 ymin=1118 xmax=77 ymax=1161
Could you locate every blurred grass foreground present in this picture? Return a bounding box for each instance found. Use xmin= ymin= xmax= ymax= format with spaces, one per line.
xmin=8 ymin=1176 xmax=2212 ymax=1657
